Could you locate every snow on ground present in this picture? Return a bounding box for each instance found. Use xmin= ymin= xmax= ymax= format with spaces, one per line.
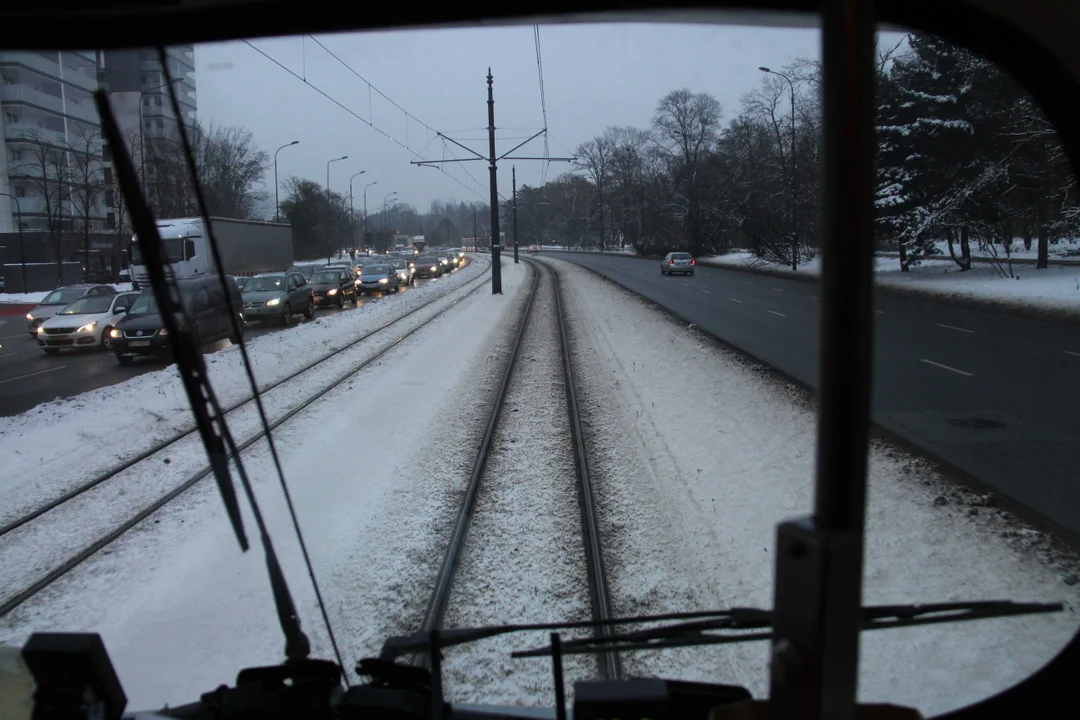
xmin=547 ymin=256 xmax=1079 ymax=715
xmin=701 ymin=251 xmax=1080 ymax=315
xmin=441 ymin=266 xmax=596 ymax=706
xmin=0 ymin=259 xmax=488 ymax=530
xmin=0 ymin=283 xmax=136 ymax=305
xmin=0 ymin=258 xmax=527 ymax=710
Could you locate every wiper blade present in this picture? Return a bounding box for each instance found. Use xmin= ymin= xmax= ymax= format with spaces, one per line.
xmin=512 ymin=600 xmax=1063 ymax=658
xmin=379 ymin=609 xmax=748 ymax=660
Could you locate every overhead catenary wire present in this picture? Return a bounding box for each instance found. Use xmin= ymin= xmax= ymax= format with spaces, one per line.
xmin=533 ymin=26 xmax=552 ymax=185
xmin=242 ymin=39 xmax=487 ymax=200
xmin=305 ymin=35 xmax=492 ymax=199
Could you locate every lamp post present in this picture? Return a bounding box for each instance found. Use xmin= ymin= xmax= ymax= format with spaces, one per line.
xmin=512 ymin=166 xmax=519 ymax=264
xmin=362 ymin=181 xmax=377 ymax=253
xmin=348 ymin=171 xmax=366 ymax=256
xmin=760 ymin=66 xmax=799 ymax=271
xmin=274 ymin=141 xmax=299 ymax=223
xmin=0 ymin=192 xmax=26 ymax=291
xmin=326 ymin=155 xmax=348 ymax=263
xmin=383 ymin=191 xmax=397 ymax=249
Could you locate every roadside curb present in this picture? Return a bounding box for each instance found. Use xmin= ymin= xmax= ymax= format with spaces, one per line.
xmin=543 ymin=249 xmax=1080 ymax=325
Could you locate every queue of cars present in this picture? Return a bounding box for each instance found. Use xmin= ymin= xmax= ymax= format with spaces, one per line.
xmin=23 ymin=247 xmax=468 ymax=364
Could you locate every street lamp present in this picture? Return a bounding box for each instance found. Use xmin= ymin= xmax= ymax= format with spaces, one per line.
xmin=326 ymin=155 xmax=348 ymax=263
xmin=0 ymin=192 xmax=26 ymax=291
xmin=760 ymin=66 xmax=799 ymax=271
xmin=383 ymin=191 xmax=397 ymax=248
xmin=274 ymin=141 xmax=299 ymax=223
xmin=348 ymin=171 xmax=366 ymax=256
xmin=362 ymin=181 xmax=377 ymax=252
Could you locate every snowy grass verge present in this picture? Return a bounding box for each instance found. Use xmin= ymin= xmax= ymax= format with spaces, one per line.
xmin=547 ymin=255 xmax=1080 ymax=715
xmin=0 ymin=258 xmax=526 ymax=710
xmin=0 ymin=258 xmax=489 ymax=528
xmin=701 ymin=251 xmax=1080 ymax=318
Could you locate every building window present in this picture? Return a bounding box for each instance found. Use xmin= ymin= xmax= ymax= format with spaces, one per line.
xmin=155 ymin=119 xmax=163 ymax=129
xmin=15 ymin=186 xmax=27 ymax=197
xmin=102 ymin=144 xmax=111 ymax=161
xmin=154 ymin=96 xmax=162 ymax=106
xmin=140 ymin=73 xmax=148 ymax=84
xmin=103 ymin=167 xmax=112 ymax=184
xmin=105 ymin=190 xmax=115 ymax=207
xmin=106 ymin=212 xmax=116 ymax=229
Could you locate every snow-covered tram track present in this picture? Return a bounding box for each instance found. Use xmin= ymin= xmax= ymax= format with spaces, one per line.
xmin=417 ymin=259 xmax=621 ymax=704
xmin=0 ymin=264 xmax=493 ymax=619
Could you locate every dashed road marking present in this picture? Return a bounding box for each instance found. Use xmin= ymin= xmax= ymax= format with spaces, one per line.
xmin=919 ymin=358 xmax=972 ymax=377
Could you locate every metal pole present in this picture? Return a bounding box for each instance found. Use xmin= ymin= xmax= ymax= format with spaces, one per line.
xmin=326 ymin=155 xmax=347 ymax=263
xmin=383 ymin=191 xmax=397 ymax=251
xmin=474 ymin=207 xmax=477 ymax=251
xmin=0 ymin=193 xmax=25 ymax=290
xmin=349 ymin=171 xmax=365 ymax=256
xmin=487 ymin=69 xmax=502 ymax=294
xmin=274 ymin=141 xmax=299 ymax=223
xmin=363 ymin=181 xmax=376 ymax=252
xmin=768 ymin=1 xmax=875 ymax=717
xmin=512 ymin=165 xmax=519 ymax=264
xmin=790 ymin=80 xmax=798 ymax=272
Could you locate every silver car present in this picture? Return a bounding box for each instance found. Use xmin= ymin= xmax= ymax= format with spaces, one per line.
xmin=661 ymin=252 xmax=695 ymax=276
xmin=25 ymin=284 xmax=117 ymax=337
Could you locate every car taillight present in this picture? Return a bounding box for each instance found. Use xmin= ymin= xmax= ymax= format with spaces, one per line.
xmin=669 ymin=259 xmax=674 ymax=264
xmin=691 ymin=259 xmax=696 ymax=265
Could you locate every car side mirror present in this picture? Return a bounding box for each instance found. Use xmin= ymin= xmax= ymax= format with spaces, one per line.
xmin=115 ymin=306 xmax=128 ymax=313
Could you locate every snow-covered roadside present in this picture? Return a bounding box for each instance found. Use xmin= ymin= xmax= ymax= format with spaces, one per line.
xmin=702 ymin=251 xmax=1080 ymax=316
xmin=0 ymin=259 xmax=527 ymax=710
xmin=0 ymin=258 xmax=489 ymax=527
xmin=547 ymin=256 xmax=1080 ymax=715
xmin=441 ymin=266 xmax=595 ymax=707
xmin=0 ymin=283 xmax=135 ymax=305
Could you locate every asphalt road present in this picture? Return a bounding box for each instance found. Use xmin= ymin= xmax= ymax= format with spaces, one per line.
xmin=547 ymin=251 xmax=1080 ymax=537
xmin=0 ymin=271 xmax=452 ymax=419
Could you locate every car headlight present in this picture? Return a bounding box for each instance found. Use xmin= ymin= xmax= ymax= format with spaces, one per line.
xmin=378 ymin=277 xmax=388 ymax=284
xmin=328 ymin=288 xmax=338 ymax=295
xmin=158 ymin=327 xmax=169 ymax=336
xmin=77 ymin=322 xmax=97 ymax=334
xmin=267 ymin=297 xmax=281 ymax=306
xmin=109 ymin=328 xmax=121 ymax=338
xmin=26 ymin=313 xmax=33 ymax=321
xmin=37 ymin=325 xmax=45 ymax=334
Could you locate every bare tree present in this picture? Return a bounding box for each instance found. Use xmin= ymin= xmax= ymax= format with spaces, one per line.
xmin=574 ymin=134 xmax=615 ymax=249
xmin=652 ymin=89 xmax=722 ymax=255
xmin=13 ymin=129 xmax=70 ymax=281
xmin=64 ymin=125 xmax=107 ymax=272
xmin=146 ymin=120 xmax=269 ymax=220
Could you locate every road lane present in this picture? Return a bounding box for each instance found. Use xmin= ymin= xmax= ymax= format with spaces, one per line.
xmin=0 ymin=271 xmax=451 ymax=418
xmin=548 ymin=251 xmax=1080 ymax=536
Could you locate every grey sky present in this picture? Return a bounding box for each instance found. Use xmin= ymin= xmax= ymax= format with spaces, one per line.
xmin=194 ymin=22 xmax=844 ymax=213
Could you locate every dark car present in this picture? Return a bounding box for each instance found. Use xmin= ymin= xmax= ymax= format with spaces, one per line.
xmin=241 ymin=271 xmax=315 ymax=325
xmin=357 ymin=264 xmax=400 ymax=294
xmin=111 ymin=276 xmax=245 ymax=365
xmin=310 ymin=268 xmax=357 ymax=308
xmin=413 ymin=255 xmax=444 ymax=279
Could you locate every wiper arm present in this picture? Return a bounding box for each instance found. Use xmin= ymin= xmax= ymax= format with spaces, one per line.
xmin=512 ymin=600 xmax=1063 ymax=658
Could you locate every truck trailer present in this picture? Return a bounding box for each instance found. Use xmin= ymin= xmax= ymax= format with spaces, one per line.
xmin=130 ymin=217 xmax=293 ymax=288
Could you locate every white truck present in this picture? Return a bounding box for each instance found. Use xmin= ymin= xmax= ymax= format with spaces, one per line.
xmin=130 ymin=216 xmax=293 ymax=288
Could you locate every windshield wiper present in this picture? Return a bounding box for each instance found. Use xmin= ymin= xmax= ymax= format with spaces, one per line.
xmin=511 ymin=600 xmax=1064 ymax=658
xmin=377 ymin=600 xmax=1061 ymax=662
